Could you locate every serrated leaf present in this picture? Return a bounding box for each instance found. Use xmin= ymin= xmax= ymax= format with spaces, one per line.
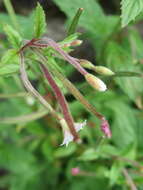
xmin=0 ymin=13 xmax=34 ymax=38
xmin=78 ymin=148 xmax=99 ymax=161
xmin=105 ymin=41 xmax=143 ymax=100
xmin=3 ymin=24 xmax=22 ymax=48
xmin=108 ymin=161 xmax=123 ymax=186
xmin=0 ymin=64 xmax=19 ymax=76
xmin=53 ymin=0 xmax=119 ymax=57
xmin=106 ymin=100 xmax=137 ymax=148
xmin=121 ymin=0 xmax=143 ymax=27
xmin=0 ymin=49 xmax=18 ymax=67
xmin=34 ymin=3 xmax=46 ymax=38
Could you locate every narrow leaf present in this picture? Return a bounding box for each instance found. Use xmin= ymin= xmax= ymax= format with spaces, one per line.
xmin=34 ymin=3 xmax=46 ymax=38
xmin=0 ymin=64 xmax=19 ymax=76
xmin=3 ymin=24 xmax=22 ymax=48
xmin=67 ymin=8 xmax=84 ymax=36
xmin=0 ymin=49 xmax=18 ymax=67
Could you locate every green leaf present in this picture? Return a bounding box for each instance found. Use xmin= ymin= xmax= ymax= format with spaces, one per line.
xmin=121 ymin=0 xmax=143 ymax=27
xmin=128 ymin=27 xmax=143 ymax=60
xmin=106 ymin=100 xmax=137 ymax=148
xmin=3 ymin=24 xmax=22 ymax=48
xmin=67 ymin=8 xmax=83 ymax=36
xmin=0 ymin=49 xmax=18 ymax=67
xmin=54 ymin=144 xmax=77 ymax=158
xmin=105 ymin=41 xmax=143 ymax=100
xmin=108 ymin=161 xmax=123 ymax=186
xmin=78 ymin=148 xmax=99 ymax=161
xmin=53 ymin=0 xmax=119 ymax=57
xmin=59 ymin=33 xmax=81 ymax=46
xmin=34 ymin=3 xmax=46 ymax=38
xmin=120 ymin=143 xmax=137 ymax=160
xmin=0 ymin=13 xmax=34 ymax=38
xmin=54 ymin=0 xmax=104 ymax=33
xmin=0 ymin=64 xmax=19 ymax=76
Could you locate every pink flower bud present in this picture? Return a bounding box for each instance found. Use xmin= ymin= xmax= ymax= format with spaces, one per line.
xmin=71 ymin=167 xmax=80 ymax=176
xmin=101 ymin=118 xmax=112 ymax=138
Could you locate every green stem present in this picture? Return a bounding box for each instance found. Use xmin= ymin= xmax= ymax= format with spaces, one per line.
xmin=33 ymin=48 xmax=104 ymax=120
xmin=0 ymin=92 xmax=30 ymax=99
xmin=19 ymin=52 xmax=61 ymax=121
xmin=0 ymin=108 xmax=48 ymax=124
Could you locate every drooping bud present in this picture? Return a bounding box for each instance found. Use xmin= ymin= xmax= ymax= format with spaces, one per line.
xmin=94 ymin=66 xmax=114 ymax=76
xmin=101 ymin=117 xmax=111 ymax=138
xmin=85 ymin=73 xmax=107 ymax=92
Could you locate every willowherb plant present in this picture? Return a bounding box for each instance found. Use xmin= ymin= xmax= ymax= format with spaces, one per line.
xmin=2 ymin=2 xmax=142 ymax=147
xmin=0 ymin=2 xmax=113 ymax=146
xmin=1 ymin=1 xmax=143 ymax=189
xmin=18 ymin=35 xmax=112 ymax=146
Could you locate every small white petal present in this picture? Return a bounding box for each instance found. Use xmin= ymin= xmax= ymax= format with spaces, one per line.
xmin=61 ymin=120 xmax=87 ymax=146
xmin=85 ymin=74 xmax=107 ymax=92
xmin=97 ymin=78 xmax=107 ymax=91
xmin=60 ymin=130 xmax=73 ymax=146
xmin=75 ymin=120 xmax=87 ymax=132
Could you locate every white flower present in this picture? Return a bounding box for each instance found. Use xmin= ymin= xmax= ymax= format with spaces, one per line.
xmin=60 ymin=119 xmax=86 ymax=147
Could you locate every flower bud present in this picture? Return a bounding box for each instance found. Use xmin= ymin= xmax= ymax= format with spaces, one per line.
xmin=101 ymin=117 xmax=111 ymax=138
xmin=63 ymin=40 xmax=83 ymax=48
xmin=71 ymin=167 xmax=80 ymax=176
xmin=70 ymin=40 xmax=83 ymax=46
xmin=85 ymin=73 xmax=107 ymax=91
xmin=79 ymin=59 xmax=95 ymax=69
xmin=94 ymin=66 xmax=114 ymax=76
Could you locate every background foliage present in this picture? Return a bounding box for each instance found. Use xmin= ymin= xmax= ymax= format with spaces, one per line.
xmin=0 ymin=0 xmax=143 ymax=189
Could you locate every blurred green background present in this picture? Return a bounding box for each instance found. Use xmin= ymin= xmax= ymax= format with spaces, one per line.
xmin=0 ymin=0 xmax=143 ymax=189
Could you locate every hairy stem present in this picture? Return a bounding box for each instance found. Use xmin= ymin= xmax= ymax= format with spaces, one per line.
xmin=33 ymin=48 xmax=104 ymax=120
xmin=40 ymin=63 xmax=79 ymax=140
xmin=19 ymin=52 xmax=60 ymax=121
xmin=122 ymin=168 xmax=137 ymax=190
xmin=0 ymin=108 xmax=48 ymax=124
xmin=38 ymin=38 xmax=88 ymax=76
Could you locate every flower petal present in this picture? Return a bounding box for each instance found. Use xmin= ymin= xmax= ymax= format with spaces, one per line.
xmin=61 ymin=120 xmax=86 ymax=146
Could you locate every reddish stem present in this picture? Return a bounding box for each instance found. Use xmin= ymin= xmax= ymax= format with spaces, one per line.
xmin=40 ymin=38 xmax=88 ymax=76
xmin=18 ymin=38 xmax=39 ymax=53
xmin=40 ymin=63 xmax=79 ymax=141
